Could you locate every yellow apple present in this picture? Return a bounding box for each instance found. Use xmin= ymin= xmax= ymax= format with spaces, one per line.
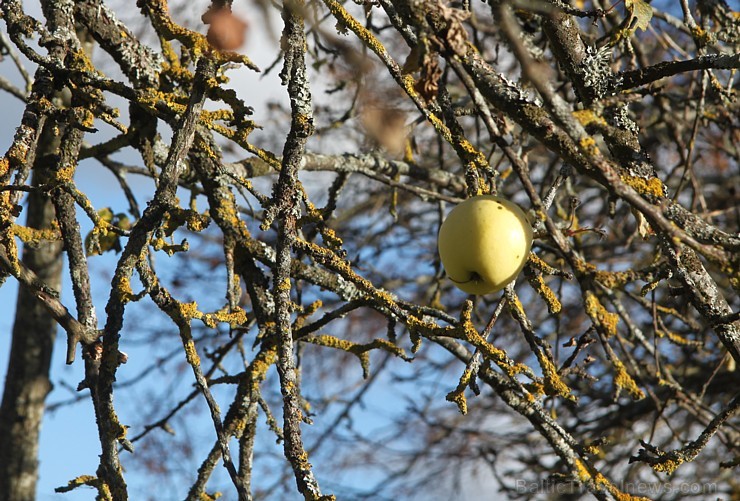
xmin=438 ymin=195 xmax=533 ymax=295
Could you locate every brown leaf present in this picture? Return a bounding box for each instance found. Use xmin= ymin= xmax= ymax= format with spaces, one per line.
xmin=438 ymin=1 xmax=471 ymax=56
xmin=413 ymin=53 xmax=443 ymax=102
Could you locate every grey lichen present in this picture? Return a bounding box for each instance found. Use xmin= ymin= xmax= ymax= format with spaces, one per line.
xmin=606 ymin=103 xmax=639 ymax=136
xmin=581 ymin=45 xmax=614 ymax=100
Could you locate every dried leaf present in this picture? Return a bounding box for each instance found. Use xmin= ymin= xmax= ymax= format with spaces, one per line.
xmin=413 ymin=52 xmax=443 ymax=102
xmin=632 ymin=208 xmax=655 ymax=239
xmin=438 ymin=1 xmax=471 ymax=56
xmin=625 ymin=0 xmax=653 ymax=32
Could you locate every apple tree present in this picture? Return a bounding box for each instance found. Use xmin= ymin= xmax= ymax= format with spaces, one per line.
xmin=0 ymin=0 xmax=738 ymax=500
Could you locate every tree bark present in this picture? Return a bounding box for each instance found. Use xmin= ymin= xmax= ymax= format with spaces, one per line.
xmin=0 ymin=122 xmax=64 ymax=501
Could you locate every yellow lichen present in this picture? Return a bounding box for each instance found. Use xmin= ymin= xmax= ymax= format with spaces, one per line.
xmin=574 ymin=458 xmax=592 ymax=482
xmin=523 ymin=382 xmax=545 ymax=399
xmin=690 ymin=25 xmax=714 ymax=45
xmin=7 ymin=137 xmax=29 ymax=165
xmin=151 ymin=237 xmax=166 ymax=251
xmin=213 ymin=200 xmax=251 ymax=240
xmin=584 ymin=291 xmax=619 ymax=337
xmin=579 ymin=136 xmax=600 ymax=157
xmin=445 ymin=387 xmax=468 ymax=415
xmin=454 ymin=311 xmax=530 ymax=380
xmin=212 ymin=307 xmax=248 ymax=327
xmin=294 ymin=449 xmax=311 ymax=469
xmin=59 ymin=475 xmax=99 ymax=491
xmin=583 ymin=444 xmax=600 ymax=456
xmin=620 ymin=174 xmax=666 ymax=197
xmin=201 ymin=108 xmax=234 ymax=124
xmin=539 ymin=355 xmax=575 ymax=401
xmin=183 ymin=338 xmax=201 ymax=366
xmin=573 ymin=109 xmax=607 ymax=127
xmin=293 ymin=300 xmax=322 ymax=330
xmin=527 ymin=252 xmax=549 ymax=270
xmin=528 ymin=274 xmax=562 ymax=314
xmin=201 ymin=314 xmax=218 ymax=329
xmin=186 ymin=210 xmax=210 ymax=232
xmin=307 ymin=334 xmax=354 ymax=351
xmin=612 ymin=358 xmax=645 ymax=400
xmin=305 ymin=334 xmax=407 ymax=379
xmin=12 ymin=224 xmax=61 ymax=245
xmin=575 ymin=256 xmax=639 ymax=290
xmin=304 ymin=300 xmax=322 ymax=316
xmin=249 ymin=348 xmax=278 ymax=389
xmin=277 ymin=277 xmax=291 ymax=292
xmin=509 ymin=293 xmax=526 ymax=317
xmin=117 ymin=276 xmax=134 ymax=303
xmin=593 ymin=269 xmax=638 ymax=289
xmin=651 ymin=457 xmax=682 ymax=475
xmin=79 ymin=108 xmax=96 ymax=130
xmin=178 ymin=301 xmax=200 ymax=320
xmin=321 ymin=227 xmax=343 ymax=249
xmin=657 ymin=328 xmax=703 ymax=348
xmin=574 ymin=459 xmax=650 ymax=500
xmin=137 ymin=88 xmax=188 ymax=117
xmin=0 ymin=234 xmax=20 ymax=275
xmin=68 ymin=49 xmax=99 ymax=75
xmin=53 ymin=165 xmax=76 ymax=183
